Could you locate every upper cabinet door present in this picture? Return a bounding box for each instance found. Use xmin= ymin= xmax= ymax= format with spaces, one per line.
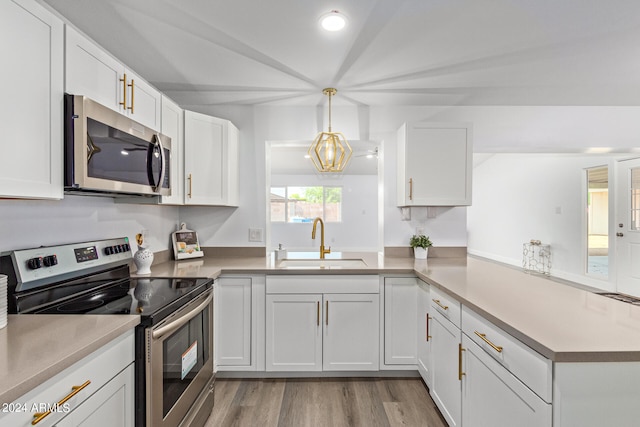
xmin=65 ymin=26 xmax=161 ymax=131
xmin=158 ymin=96 xmax=184 ymax=205
xmin=397 ymin=122 xmax=472 ymax=206
xmin=184 ymin=110 xmax=239 ymax=206
xmin=65 ymin=25 xmax=124 ymax=113
xmin=0 ymin=0 xmax=64 ymax=199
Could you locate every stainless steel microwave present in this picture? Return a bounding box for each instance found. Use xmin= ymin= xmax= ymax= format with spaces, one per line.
xmin=64 ymin=94 xmax=171 ymax=197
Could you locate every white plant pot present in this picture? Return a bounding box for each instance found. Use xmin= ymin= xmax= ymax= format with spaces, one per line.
xmin=414 ymin=247 xmax=428 ymax=259
xmin=133 ymin=246 xmax=154 ymax=274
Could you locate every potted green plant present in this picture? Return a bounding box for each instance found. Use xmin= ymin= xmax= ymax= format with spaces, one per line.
xmin=410 ymin=234 xmax=433 ymax=259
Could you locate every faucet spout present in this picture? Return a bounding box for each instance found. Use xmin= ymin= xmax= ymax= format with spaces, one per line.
xmin=311 ymin=217 xmax=331 ymax=259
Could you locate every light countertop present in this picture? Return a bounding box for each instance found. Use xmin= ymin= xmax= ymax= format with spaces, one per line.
xmin=141 ymin=252 xmax=640 ymax=363
xmin=3 ymin=252 xmax=640 ymax=406
xmin=0 ymin=315 xmax=139 ymax=405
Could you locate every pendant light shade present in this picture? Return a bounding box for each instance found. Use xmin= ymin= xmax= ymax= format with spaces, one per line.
xmin=309 ymin=88 xmax=352 ymax=173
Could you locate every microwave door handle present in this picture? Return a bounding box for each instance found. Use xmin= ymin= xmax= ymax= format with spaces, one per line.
xmin=151 ymin=134 xmax=166 ymax=193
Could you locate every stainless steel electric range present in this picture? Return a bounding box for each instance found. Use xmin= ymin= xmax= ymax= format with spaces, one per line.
xmin=0 ymin=237 xmax=214 ymax=427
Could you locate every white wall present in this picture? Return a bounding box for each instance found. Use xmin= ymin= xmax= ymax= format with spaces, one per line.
xmin=468 ymin=153 xmax=616 ymax=290
xmin=4 ymin=104 xmax=639 ymax=259
xmin=270 ymin=174 xmax=378 ymax=251
xmin=0 ymin=195 xmax=179 ymax=253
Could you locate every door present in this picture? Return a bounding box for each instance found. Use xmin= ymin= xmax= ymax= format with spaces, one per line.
xmin=616 ymin=157 xmax=640 ymax=296
xmin=55 ymin=365 xmax=134 ymax=427
xmin=184 ymin=111 xmax=225 ymax=205
xmin=462 ymin=336 xmax=551 ymax=427
xmin=430 ymin=310 xmax=462 ymax=427
xmin=1 ymin=0 xmax=63 ymax=199
xmin=417 ymin=284 xmax=433 ymax=386
xmin=384 ymin=278 xmax=417 ymax=365
xmin=323 ymin=293 xmax=379 ymax=371
xmin=215 ymin=277 xmax=251 ymax=367
xmin=265 ymin=294 xmax=322 ymax=371
xmin=65 ymin=25 xmax=124 ymax=113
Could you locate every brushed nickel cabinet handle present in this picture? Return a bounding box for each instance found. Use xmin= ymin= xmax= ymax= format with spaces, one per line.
xmin=474 ymin=331 xmax=503 ymax=353
xmin=317 ymin=301 xmax=320 ymax=326
xmin=32 ymin=380 xmax=91 ymax=425
xmin=188 ymin=173 xmax=193 ymax=198
xmin=426 ymin=314 xmax=432 ymax=341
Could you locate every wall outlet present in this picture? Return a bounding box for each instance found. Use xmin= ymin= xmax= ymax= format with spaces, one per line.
xmin=416 ymin=227 xmax=425 ymax=236
xmin=249 ymin=228 xmax=263 ymax=242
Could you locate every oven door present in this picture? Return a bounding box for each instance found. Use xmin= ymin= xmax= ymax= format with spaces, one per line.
xmin=146 ymin=289 xmax=214 ymax=427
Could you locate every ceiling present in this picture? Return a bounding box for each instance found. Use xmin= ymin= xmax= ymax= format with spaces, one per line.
xmin=42 ymin=0 xmax=640 ymax=109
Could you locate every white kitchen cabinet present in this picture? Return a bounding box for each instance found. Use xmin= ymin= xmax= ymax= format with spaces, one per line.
xmin=214 ymin=276 xmax=265 ymax=371
xmin=460 ymin=306 xmax=552 ymax=427
xmin=383 ymin=277 xmax=417 ymax=367
xmin=65 ymin=26 xmax=161 ymax=131
xmin=265 ymin=275 xmax=379 ymax=372
xmin=184 ymin=110 xmax=239 ymax=206
xmin=323 ymin=293 xmax=379 ymax=371
xmin=461 ymin=336 xmax=551 ymax=427
xmin=54 ymin=364 xmax=134 ymax=427
xmin=158 ymin=95 xmax=184 ymax=205
xmin=430 ymin=287 xmax=462 ymax=427
xmin=266 ymin=293 xmax=323 ymax=371
xmin=0 ymin=0 xmax=63 ymax=199
xmin=416 ymin=280 xmax=433 ymax=387
xmin=265 ymin=292 xmax=379 ymax=372
xmin=0 ymin=330 xmax=134 ymax=427
xmin=397 ymin=122 xmax=472 ymax=206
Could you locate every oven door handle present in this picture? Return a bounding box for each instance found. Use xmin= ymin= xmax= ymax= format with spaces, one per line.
xmin=152 ymin=292 xmax=212 ymax=340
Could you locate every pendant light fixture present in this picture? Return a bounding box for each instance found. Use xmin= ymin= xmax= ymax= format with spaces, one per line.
xmin=308 ymin=88 xmax=352 ymax=173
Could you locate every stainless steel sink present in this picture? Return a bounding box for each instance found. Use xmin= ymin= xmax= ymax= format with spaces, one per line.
xmin=278 ymin=258 xmax=367 ymax=269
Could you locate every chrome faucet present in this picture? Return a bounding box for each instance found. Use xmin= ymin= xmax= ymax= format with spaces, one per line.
xmin=311 ymin=217 xmax=331 ymax=259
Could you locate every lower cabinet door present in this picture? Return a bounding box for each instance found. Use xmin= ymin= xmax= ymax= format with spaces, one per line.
xmin=417 ymin=283 xmax=433 ymax=386
xmin=215 ymin=277 xmax=252 ymax=367
xmin=55 ymin=364 xmax=134 ymax=427
xmin=430 ymin=310 xmax=462 ymax=427
xmin=323 ymin=293 xmax=379 ymax=371
xmin=462 ymin=335 xmax=552 ymax=427
xmin=266 ymin=294 xmax=322 ymax=371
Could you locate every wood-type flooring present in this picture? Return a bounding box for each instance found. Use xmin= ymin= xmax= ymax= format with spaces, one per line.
xmin=206 ymin=377 xmax=447 ymax=427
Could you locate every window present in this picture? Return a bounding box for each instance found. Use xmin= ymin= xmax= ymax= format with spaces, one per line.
xmin=270 ymin=186 xmax=342 ymax=223
xmin=586 ymin=166 xmax=608 ymax=277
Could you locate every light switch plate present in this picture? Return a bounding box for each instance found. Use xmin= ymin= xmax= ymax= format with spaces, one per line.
xmin=249 ymin=228 xmax=263 ymax=242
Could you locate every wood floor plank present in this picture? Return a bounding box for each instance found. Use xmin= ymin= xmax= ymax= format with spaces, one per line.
xmin=206 ymin=378 xmax=447 ymax=427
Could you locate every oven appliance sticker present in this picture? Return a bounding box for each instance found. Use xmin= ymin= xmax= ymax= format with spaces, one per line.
xmin=181 ymin=340 xmax=198 ymax=380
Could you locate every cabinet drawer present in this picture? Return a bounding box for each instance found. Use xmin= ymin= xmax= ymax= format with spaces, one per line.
xmin=0 ymin=330 xmax=134 ymax=427
xmin=462 ymin=306 xmax=552 ymax=403
xmin=430 ymin=286 xmax=461 ymax=328
xmin=266 ymin=275 xmax=379 ymax=294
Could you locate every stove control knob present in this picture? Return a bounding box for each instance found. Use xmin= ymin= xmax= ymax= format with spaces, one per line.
xmin=43 ymin=255 xmax=58 ymax=267
xmin=123 ymin=243 xmax=131 ymax=252
xmin=27 ymin=257 xmax=43 ymax=270
xmin=104 ymin=246 xmax=114 ymax=256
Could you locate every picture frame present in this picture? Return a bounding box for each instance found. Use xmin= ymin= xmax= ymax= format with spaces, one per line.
xmin=172 ymin=223 xmax=204 ymax=260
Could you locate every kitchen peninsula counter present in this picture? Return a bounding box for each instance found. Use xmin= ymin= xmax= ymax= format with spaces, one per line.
xmin=0 ymin=315 xmax=139 ymax=405
xmin=143 ymin=252 xmax=640 ymax=363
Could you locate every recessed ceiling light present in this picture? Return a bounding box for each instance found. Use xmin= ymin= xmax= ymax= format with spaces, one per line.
xmin=320 ymin=10 xmax=347 ymax=32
